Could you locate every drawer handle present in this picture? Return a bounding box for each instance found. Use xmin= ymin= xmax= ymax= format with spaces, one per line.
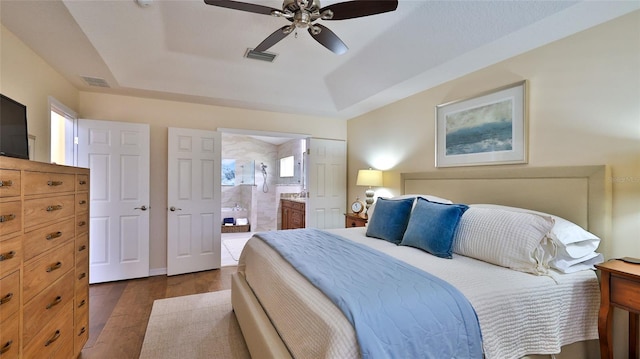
xmin=78 ymin=327 xmax=86 ymax=336
xmin=44 ymin=330 xmax=61 ymax=347
xmin=47 ymin=180 xmax=63 ymax=186
xmin=0 ymin=293 xmax=13 ymax=305
xmin=78 ymin=244 xmax=87 ymax=252
xmin=46 ymin=205 xmax=63 ymax=212
xmin=0 ymin=251 xmax=16 ymax=262
xmin=78 ymin=220 xmax=86 ymax=227
xmin=0 ymin=180 xmax=13 ymax=187
xmin=79 ymin=180 xmax=87 ymax=185
xmin=78 ymin=299 xmax=86 ymax=308
xmin=46 ymin=295 xmax=62 ymax=310
xmin=79 ymin=200 xmax=87 ymax=205
xmin=0 ymin=214 xmax=15 ymax=223
xmin=46 ymin=261 xmax=62 ymax=272
xmin=78 ymin=272 xmax=86 ymax=280
xmin=0 ymin=340 xmax=13 ymax=354
xmin=46 ymin=231 xmax=63 ymax=240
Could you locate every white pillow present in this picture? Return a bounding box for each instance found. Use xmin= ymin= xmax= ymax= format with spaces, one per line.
xmin=550 ymin=252 xmax=604 ymax=274
xmin=453 ymin=207 xmax=556 ymax=275
xmin=471 ymin=204 xmax=601 ymax=259
xmin=367 ymin=194 xmax=452 ymax=219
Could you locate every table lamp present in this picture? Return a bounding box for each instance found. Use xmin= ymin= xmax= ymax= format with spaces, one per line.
xmin=356 ymin=168 xmax=383 ymax=212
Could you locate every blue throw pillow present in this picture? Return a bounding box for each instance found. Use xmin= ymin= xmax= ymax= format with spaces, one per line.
xmin=400 ymin=197 xmax=469 ymax=258
xmin=365 ymin=197 xmax=414 ymax=244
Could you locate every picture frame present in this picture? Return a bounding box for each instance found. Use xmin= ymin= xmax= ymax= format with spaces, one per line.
xmin=435 ymin=80 xmax=527 ymax=168
xmin=221 ymin=159 xmax=236 ymax=186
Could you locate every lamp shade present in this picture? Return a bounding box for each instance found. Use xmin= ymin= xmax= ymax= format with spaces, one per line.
xmin=356 ymin=169 xmax=383 ymax=187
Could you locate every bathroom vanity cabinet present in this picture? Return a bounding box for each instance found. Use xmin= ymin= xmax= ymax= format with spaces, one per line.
xmin=281 ymin=199 xmax=305 ymax=230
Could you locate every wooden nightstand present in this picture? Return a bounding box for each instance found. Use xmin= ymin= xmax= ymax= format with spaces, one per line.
xmin=595 ymin=259 xmax=640 ymax=359
xmin=345 ymin=213 xmax=367 ymax=228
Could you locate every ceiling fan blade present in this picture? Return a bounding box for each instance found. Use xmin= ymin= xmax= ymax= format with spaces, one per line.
xmin=203 ymin=0 xmax=279 ymax=16
xmin=320 ymin=0 xmax=398 ymax=20
xmin=308 ymin=24 xmax=348 ymax=55
xmin=254 ymin=26 xmax=293 ymax=52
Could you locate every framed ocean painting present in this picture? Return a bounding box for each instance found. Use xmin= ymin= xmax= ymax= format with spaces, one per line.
xmin=435 ymin=81 xmax=527 ymax=167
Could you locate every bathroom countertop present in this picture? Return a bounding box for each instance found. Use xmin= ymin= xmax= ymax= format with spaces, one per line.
xmin=281 ymin=197 xmax=307 ymax=203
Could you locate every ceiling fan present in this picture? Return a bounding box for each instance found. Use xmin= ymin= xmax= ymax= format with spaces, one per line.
xmin=203 ymin=0 xmax=399 ymax=55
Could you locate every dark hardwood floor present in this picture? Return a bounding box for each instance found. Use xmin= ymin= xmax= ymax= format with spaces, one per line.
xmin=79 ymin=266 xmax=237 ymax=359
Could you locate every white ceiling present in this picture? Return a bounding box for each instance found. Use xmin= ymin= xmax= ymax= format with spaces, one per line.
xmin=1 ymin=0 xmax=638 ymax=120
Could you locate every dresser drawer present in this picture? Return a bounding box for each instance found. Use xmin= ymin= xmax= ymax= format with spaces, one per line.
xmin=75 ymin=192 xmax=89 ymax=214
xmin=0 ymin=170 xmax=20 ymax=198
xmin=75 ymin=259 xmax=89 ymax=298
xmin=24 ymin=194 xmax=75 ymax=229
xmin=76 ymin=174 xmax=89 ymax=193
xmin=23 ymin=270 xmax=75 ymax=344
xmin=76 ymin=232 xmax=89 ymax=264
xmin=23 ymin=241 xmax=74 ymax=301
xmin=76 ymin=212 xmax=89 ymax=236
xmin=24 ymin=218 xmax=75 ymax=261
xmin=74 ymin=302 xmax=89 ymax=354
xmin=611 ymin=274 xmax=640 ymax=312
xmin=22 ymin=302 xmax=74 ymax=359
xmin=0 ymin=200 xmax=22 ymax=239
xmin=0 ymin=312 xmax=20 ymax=359
xmin=24 ymin=172 xmax=75 ymax=195
xmin=0 ymin=270 xmax=20 ymax=322
xmin=0 ymin=236 xmax=22 ymax=278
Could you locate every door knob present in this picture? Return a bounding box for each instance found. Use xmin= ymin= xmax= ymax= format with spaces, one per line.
xmin=134 ymin=205 xmax=148 ymax=211
xmin=169 ymin=206 xmax=182 ymax=212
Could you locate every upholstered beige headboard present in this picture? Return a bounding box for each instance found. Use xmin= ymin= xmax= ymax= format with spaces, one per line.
xmin=401 ymin=166 xmax=612 ymax=256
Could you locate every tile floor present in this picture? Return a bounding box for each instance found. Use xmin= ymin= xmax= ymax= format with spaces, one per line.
xmin=221 ymin=231 xmax=254 ymax=267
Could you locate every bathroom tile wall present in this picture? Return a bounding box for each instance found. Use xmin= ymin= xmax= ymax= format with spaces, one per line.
xmin=221 ymin=133 xmax=278 ymax=231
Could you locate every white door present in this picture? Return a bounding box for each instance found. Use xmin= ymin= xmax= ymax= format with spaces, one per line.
xmin=306 ymin=138 xmax=347 ymax=229
xmin=167 ymin=127 xmax=221 ymax=276
xmin=77 ymin=119 xmax=150 ymax=283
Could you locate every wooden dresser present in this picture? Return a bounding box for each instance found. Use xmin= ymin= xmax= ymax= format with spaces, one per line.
xmin=281 ymin=199 xmax=305 ymax=230
xmin=0 ymin=156 xmax=89 ymax=358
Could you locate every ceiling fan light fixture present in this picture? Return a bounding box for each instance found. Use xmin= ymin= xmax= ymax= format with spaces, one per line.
xmin=320 ymin=9 xmax=333 ymax=20
xmin=271 ymin=9 xmax=293 ymax=18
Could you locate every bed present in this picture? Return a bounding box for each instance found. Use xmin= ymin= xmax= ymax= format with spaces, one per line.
xmin=231 ymin=165 xmax=612 ymax=359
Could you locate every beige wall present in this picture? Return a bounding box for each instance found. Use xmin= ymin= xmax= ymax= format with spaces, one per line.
xmin=348 ymin=11 xmax=639 ymax=260
xmin=77 ymin=92 xmax=346 ymax=271
xmin=0 ymin=25 xmax=79 ymax=161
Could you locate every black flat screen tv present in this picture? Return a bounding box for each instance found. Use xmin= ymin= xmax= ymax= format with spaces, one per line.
xmin=0 ymin=94 xmax=29 ymax=160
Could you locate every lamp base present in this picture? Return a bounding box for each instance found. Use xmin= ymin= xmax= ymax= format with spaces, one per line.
xmin=364 ymin=188 xmax=375 ymax=210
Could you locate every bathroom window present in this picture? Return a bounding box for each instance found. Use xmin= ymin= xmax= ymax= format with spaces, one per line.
xmin=279 ymin=156 xmax=294 ymax=177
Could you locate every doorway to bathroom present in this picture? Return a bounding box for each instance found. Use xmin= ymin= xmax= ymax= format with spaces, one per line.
xmin=219 ymin=129 xmax=308 ymax=266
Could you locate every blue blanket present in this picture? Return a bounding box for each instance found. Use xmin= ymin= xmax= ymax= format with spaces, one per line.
xmin=256 ymin=228 xmax=483 ymax=359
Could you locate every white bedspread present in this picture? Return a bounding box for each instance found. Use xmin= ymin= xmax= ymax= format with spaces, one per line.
xmin=237 ymin=227 xmax=600 ymax=359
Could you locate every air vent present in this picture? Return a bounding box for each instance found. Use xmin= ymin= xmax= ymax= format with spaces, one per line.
xmin=81 ymin=76 xmax=110 ymax=88
xmin=245 ymin=49 xmax=277 ymax=63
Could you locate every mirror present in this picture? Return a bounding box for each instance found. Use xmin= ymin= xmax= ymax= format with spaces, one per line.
xmin=279 ymin=156 xmax=294 ymax=177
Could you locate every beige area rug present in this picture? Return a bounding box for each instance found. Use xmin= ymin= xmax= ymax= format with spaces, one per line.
xmin=139 ymin=290 xmax=250 ymax=359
